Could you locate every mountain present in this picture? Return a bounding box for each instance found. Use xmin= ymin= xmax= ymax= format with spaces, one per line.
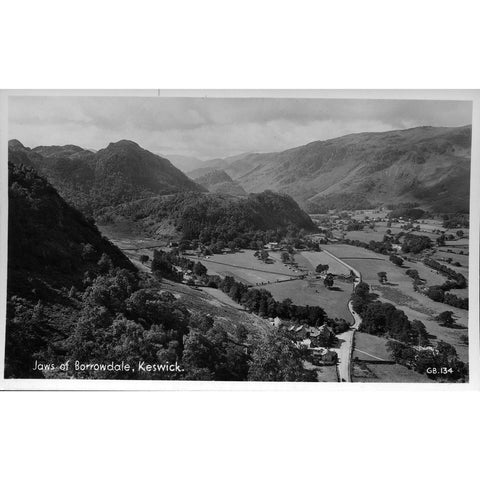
xmin=189 ymin=169 xmax=247 ymax=196
xmin=5 ymin=163 xmax=272 ymax=380
xmin=8 ymin=140 xmax=206 ymax=216
xmin=215 ymin=126 xmax=472 ymax=213
xmin=165 ymin=154 xmax=205 ymax=173
xmin=97 ymin=190 xmax=316 ymax=246
xmin=7 ymin=162 xmax=134 ymax=303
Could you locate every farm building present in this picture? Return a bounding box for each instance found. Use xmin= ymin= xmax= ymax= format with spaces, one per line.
xmin=309 ymin=324 xmax=336 ymax=348
xmin=310 ymin=348 xmax=338 ymax=366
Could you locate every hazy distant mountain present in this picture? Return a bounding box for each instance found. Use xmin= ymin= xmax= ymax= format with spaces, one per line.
xmin=216 ymin=126 xmax=472 ymax=213
xmin=165 ymin=154 xmax=205 ymax=173
xmin=191 ymin=169 xmax=247 ymax=196
xmin=9 ymin=139 xmax=206 ymax=216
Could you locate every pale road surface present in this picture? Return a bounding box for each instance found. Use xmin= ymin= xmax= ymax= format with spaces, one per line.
xmin=323 ymin=248 xmax=363 ymax=382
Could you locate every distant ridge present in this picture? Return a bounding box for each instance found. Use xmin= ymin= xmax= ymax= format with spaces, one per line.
xmin=8 ymin=139 xmax=206 ymax=216
xmin=207 ymin=125 xmax=471 ymax=213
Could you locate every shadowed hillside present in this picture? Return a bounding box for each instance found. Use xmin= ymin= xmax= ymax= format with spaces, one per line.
xmin=7 ymin=162 xmax=135 ymax=301
xmin=9 ymin=139 xmax=206 ymax=216
xmin=5 ymin=164 xmax=313 ymax=382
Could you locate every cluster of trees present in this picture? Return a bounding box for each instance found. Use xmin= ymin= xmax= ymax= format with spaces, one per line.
xmin=352 ymin=282 xmax=467 ymax=382
xmin=423 ymin=258 xmax=467 ymax=288
xmin=389 ymin=254 xmax=404 ymax=267
xmin=387 ymin=340 xmax=467 ymax=382
xmin=425 ymin=287 xmax=468 ymax=310
xmin=150 ymin=249 xmax=208 ymax=282
xmin=216 ymin=276 xmax=327 ymax=326
xmin=99 ymin=190 xmax=317 ymax=251
xmin=388 ymin=207 xmax=425 ymax=220
xmin=343 ymin=238 xmax=394 ymax=256
xmin=442 ymin=213 xmax=469 ymax=229
xmin=344 ymin=231 xmax=433 ymax=257
xmin=352 ymin=282 xmax=428 ymax=344
xmin=346 ymin=220 xmax=364 ymax=231
xmin=401 ymin=258 xmax=468 ymax=310
xmin=420 ymin=258 xmax=468 ymax=310
xmin=7 ymin=252 xmax=317 ymax=382
xmin=435 ymin=311 xmax=457 ymax=328
xmin=401 ymin=233 xmax=432 ymax=254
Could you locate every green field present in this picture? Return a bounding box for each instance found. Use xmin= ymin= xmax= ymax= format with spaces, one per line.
xmin=352 ymin=361 xmax=434 ymax=383
xmin=353 ymin=332 xmax=391 ymax=362
xmin=191 ymin=251 xmax=297 ymax=286
xmin=324 ymin=243 xmax=469 ymax=362
xmin=299 ymin=251 xmax=351 ymax=276
xmin=262 ymin=278 xmax=353 ymax=323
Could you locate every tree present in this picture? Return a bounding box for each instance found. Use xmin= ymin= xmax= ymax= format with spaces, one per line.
xmin=401 ymin=234 xmax=432 ymax=254
xmin=426 ymin=286 xmax=445 ymax=303
xmin=281 ymin=251 xmax=290 ymax=263
xmin=323 ymin=273 xmax=334 ymax=289
xmin=405 ymin=269 xmax=420 ymax=280
xmin=389 ymin=254 xmax=403 ymax=267
xmin=315 ymin=264 xmax=329 ymax=274
xmin=354 ymin=282 xmax=370 ymax=298
xmin=248 ymin=331 xmax=316 ymax=382
xmin=139 ymin=254 xmax=149 ymax=264
xmin=456 ymin=230 xmax=464 ymax=238
xmin=259 ymin=250 xmax=269 ymax=262
xmin=377 ymin=271 xmax=388 ymax=283
xmin=193 ymin=261 xmax=207 ymax=276
xmin=436 ymin=310 xmax=456 ymax=327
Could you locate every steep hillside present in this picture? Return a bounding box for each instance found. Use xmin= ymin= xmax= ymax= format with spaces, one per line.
xmin=217 ymin=126 xmax=472 ymax=213
xmin=189 ymin=169 xmax=247 ymax=196
xmin=8 ymin=140 xmax=205 ymax=216
xmin=97 ymin=190 xmax=316 ymax=246
xmin=8 ymin=162 xmax=134 ymax=302
xmin=5 ymin=164 xmax=308 ymax=382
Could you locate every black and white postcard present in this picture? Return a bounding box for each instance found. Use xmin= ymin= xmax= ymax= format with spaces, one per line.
xmin=1 ymin=90 xmax=478 ymax=389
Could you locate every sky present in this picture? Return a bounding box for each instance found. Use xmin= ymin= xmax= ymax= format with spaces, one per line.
xmin=8 ymin=96 xmax=473 ymax=160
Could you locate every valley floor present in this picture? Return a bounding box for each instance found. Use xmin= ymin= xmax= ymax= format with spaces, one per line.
xmin=100 ymin=225 xmax=469 ymax=383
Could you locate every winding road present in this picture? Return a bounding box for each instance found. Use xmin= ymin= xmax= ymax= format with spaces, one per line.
xmin=323 ymin=249 xmax=363 ymax=382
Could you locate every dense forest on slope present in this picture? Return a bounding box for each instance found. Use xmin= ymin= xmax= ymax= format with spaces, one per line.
xmin=8 ymin=163 xmax=134 ymax=300
xmin=5 ymin=164 xmax=314 ymax=381
xmin=97 ymin=190 xmax=316 ymax=246
xmin=8 ymin=139 xmax=205 ymax=216
xmin=207 ymin=126 xmax=471 ymax=212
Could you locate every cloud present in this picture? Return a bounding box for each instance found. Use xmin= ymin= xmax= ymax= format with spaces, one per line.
xmin=8 ymin=96 xmax=472 ymax=159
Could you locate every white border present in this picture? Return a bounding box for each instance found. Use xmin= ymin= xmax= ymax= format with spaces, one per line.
xmin=1 ymin=89 xmax=478 ymax=391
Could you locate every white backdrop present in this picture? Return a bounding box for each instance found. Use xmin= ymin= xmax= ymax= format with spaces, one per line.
xmin=1 ymin=1 xmax=479 ymax=479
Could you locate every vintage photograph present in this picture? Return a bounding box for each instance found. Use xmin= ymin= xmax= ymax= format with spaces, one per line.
xmin=2 ymin=93 xmax=474 ymax=384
